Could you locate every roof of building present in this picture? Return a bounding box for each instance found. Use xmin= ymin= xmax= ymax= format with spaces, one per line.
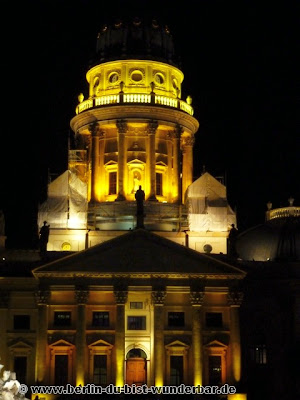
xmin=33 ymin=228 xmax=245 ymax=280
xmin=236 ymin=215 xmax=300 ymax=262
xmin=91 ymin=16 xmax=180 ymax=67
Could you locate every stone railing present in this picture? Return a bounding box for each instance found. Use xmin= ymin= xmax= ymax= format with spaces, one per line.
xmin=76 ymin=93 xmax=194 ymax=116
xmin=266 ymin=206 xmax=300 ymax=220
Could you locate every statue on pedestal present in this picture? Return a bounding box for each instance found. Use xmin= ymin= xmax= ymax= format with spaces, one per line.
xmin=135 ymin=185 xmax=145 ymax=228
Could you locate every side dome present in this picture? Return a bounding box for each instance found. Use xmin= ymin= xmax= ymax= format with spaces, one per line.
xmin=92 ymin=17 xmax=179 ymax=66
xmin=236 ymin=199 xmax=300 ymax=262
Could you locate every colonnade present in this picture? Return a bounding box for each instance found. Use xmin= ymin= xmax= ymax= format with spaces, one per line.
xmin=32 ymin=286 xmax=242 ymax=387
xmin=88 ymin=119 xmax=194 ymax=203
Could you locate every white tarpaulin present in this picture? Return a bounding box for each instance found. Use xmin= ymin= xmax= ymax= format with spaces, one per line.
xmin=38 ymin=170 xmax=87 ymax=229
xmin=186 ymin=172 xmax=236 ymax=232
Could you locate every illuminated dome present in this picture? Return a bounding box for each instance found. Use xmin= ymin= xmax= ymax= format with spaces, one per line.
xmin=236 ymin=198 xmax=300 ymax=261
xmin=93 ymin=17 xmax=178 ymax=66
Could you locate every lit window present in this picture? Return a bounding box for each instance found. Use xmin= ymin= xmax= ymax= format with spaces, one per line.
xmin=130 ymin=302 xmax=143 ymax=309
xmin=93 ymin=355 xmax=107 ymax=385
xmin=249 ymin=344 xmax=267 ymax=364
xmin=92 ymin=311 xmax=109 ymax=327
xmin=168 ymin=312 xmax=185 ymax=327
xmin=127 ymin=316 xmax=146 ymax=330
xmin=205 ymin=312 xmax=223 ymax=328
xmin=109 ymin=172 xmax=117 ymax=195
xmin=54 ymin=311 xmax=71 ymax=327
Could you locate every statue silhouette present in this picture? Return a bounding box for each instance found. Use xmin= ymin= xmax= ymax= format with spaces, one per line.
xmin=135 ymin=185 xmax=145 ymax=228
xmin=39 ymin=221 xmax=50 ymax=254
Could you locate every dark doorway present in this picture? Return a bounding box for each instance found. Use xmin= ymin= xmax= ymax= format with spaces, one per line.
xmin=208 ymin=355 xmax=222 ymax=385
xmin=170 ymin=355 xmax=183 ymax=385
xmin=14 ymin=356 xmax=27 ymax=384
xmin=55 ymin=355 xmax=68 ymax=386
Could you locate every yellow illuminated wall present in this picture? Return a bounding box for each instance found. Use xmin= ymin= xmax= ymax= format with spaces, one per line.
xmin=70 ymin=57 xmax=197 ymax=205
xmin=86 ymin=59 xmax=184 ymax=99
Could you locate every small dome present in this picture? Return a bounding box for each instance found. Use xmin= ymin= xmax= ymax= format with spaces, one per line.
xmin=92 ymin=17 xmax=179 ymax=66
xmin=236 ymin=209 xmax=300 ymax=262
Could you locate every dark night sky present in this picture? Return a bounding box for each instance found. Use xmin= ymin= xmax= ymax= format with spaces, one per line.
xmin=0 ymin=0 xmax=299 ymax=248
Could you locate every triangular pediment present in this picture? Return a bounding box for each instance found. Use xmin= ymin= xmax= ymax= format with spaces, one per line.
xmin=204 ymin=340 xmax=227 ymax=349
xmin=156 ymin=161 xmax=167 ymax=167
xmin=88 ymin=339 xmax=113 ymax=349
xmin=127 ymin=159 xmax=145 ymax=165
xmin=49 ymin=339 xmax=73 ymax=348
xmin=165 ymin=340 xmax=189 ymax=349
xmin=9 ymin=340 xmax=32 ymax=350
xmin=33 ymin=229 xmax=245 ymax=279
xmin=105 ymin=160 xmax=118 ymax=166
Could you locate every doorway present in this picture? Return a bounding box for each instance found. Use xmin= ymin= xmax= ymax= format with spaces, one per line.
xmin=126 ymin=348 xmax=147 ymax=385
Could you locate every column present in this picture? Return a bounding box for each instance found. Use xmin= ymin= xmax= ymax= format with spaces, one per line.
xmin=75 ymin=286 xmax=89 ymax=386
xmin=116 ymin=120 xmax=127 ymax=201
xmin=0 ymin=290 xmax=10 ymax=369
xmin=228 ymin=289 xmax=243 ymax=385
xmin=182 ymin=135 xmax=194 ymax=203
xmin=190 ymin=290 xmax=205 ymax=386
xmin=98 ymin=130 xmax=106 ymax=201
xmin=172 ymin=125 xmax=182 ymax=203
xmin=166 ymin=133 xmax=172 ymax=202
xmin=148 ymin=120 xmax=158 ymax=201
xmin=114 ymin=289 xmax=128 ymax=387
xmin=35 ymin=288 xmax=50 ymax=383
xmin=89 ymin=122 xmax=100 ymax=202
xmin=152 ymin=290 xmax=166 ymax=387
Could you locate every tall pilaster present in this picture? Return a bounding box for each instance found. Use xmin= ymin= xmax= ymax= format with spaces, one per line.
xmin=75 ymin=286 xmax=89 ymax=386
xmin=114 ymin=289 xmax=128 ymax=386
xmin=0 ymin=290 xmax=10 ymax=369
xmin=98 ymin=130 xmax=106 ymax=200
xmin=35 ymin=288 xmax=50 ymax=384
xmin=148 ymin=120 xmax=158 ymax=201
xmin=190 ymin=290 xmax=205 ymax=386
xmin=172 ymin=125 xmax=182 ymax=203
xmin=116 ymin=120 xmax=127 ymax=201
xmin=228 ymin=289 xmax=244 ymax=385
xmin=89 ymin=122 xmax=100 ymax=202
xmin=182 ymin=135 xmax=194 ymax=203
xmin=152 ymin=290 xmax=166 ymax=386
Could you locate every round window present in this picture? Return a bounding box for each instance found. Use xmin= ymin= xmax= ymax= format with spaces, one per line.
xmin=93 ymin=76 xmax=100 ymax=87
xmin=131 ymin=70 xmax=143 ymax=82
xmin=62 ymin=242 xmax=71 ymax=251
xmin=155 ymin=73 xmax=164 ymax=85
xmin=203 ymin=244 xmax=213 ymax=254
xmin=109 ymin=72 xmax=119 ymax=84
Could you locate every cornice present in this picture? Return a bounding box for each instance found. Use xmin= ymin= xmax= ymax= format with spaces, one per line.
xmin=70 ymin=105 xmax=199 ymax=134
xmin=33 ymin=272 xmax=244 ymax=280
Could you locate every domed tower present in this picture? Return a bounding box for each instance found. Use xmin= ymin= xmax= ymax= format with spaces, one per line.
xmin=236 ymin=197 xmax=300 ymax=261
xmin=69 ymin=17 xmax=199 ymax=231
xmin=39 ymin=17 xmax=235 ymax=252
